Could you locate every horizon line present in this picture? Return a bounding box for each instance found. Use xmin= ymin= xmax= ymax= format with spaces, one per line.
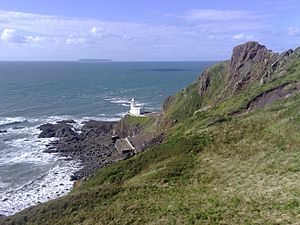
xmin=0 ymin=60 xmax=222 ymax=63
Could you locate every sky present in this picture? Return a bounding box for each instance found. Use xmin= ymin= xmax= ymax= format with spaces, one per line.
xmin=0 ymin=0 xmax=299 ymax=61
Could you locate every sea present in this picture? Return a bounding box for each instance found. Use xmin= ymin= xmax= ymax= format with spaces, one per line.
xmin=0 ymin=61 xmax=214 ymax=215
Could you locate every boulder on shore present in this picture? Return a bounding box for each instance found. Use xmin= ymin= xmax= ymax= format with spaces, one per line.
xmin=37 ymin=122 xmax=77 ymax=139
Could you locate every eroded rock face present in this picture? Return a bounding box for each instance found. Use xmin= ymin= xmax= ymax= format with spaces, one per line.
xmin=230 ymin=42 xmax=269 ymax=74
xmin=198 ymin=70 xmax=211 ymax=96
xmin=196 ymin=41 xmax=286 ymax=98
xmin=245 ymin=82 xmax=300 ymax=111
xmin=228 ymin=41 xmax=279 ymax=91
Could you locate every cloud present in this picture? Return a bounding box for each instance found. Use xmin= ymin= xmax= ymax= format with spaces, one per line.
xmin=183 ymin=10 xmax=251 ymax=21
xmin=65 ymin=26 xmax=132 ymax=46
xmin=288 ymin=27 xmax=299 ymax=36
xmin=66 ymin=37 xmax=89 ymax=45
xmin=232 ymin=33 xmax=254 ymax=40
xmin=89 ymin=26 xmax=105 ymax=37
xmin=26 ymin=36 xmax=45 ymax=44
xmin=0 ymin=28 xmax=22 ymax=43
xmin=0 ymin=28 xmax=45 ymax=45
xmin=0 ymin=9 xmax=292 ymax=60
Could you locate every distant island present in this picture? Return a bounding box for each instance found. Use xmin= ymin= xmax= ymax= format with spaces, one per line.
xmin=78 ymin=59 xmax=114 ymax=62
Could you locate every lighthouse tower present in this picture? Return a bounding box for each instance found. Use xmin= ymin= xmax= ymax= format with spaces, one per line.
xmin=129 ymin=98 xmax=141 ymax=116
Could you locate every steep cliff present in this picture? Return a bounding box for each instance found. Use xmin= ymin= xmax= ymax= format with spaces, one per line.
xmin=162 ymin=41 xmax=300 ymax=124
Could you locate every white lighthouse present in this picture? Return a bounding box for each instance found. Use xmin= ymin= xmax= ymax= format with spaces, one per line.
xmin=129 ymin=98 xmax=142 ymax=116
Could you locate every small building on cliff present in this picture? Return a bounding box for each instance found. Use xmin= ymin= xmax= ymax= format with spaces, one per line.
xmin=115 ymin=137 xmax=135 ymax=154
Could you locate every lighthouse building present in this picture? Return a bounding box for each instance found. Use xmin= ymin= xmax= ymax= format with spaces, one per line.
xmin=129 ymin=98 xmax=143 ymax=116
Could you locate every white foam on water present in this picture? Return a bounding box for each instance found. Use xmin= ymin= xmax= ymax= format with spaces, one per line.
xmin=0 ymin=117 xmax=27 ymax=126
xmin=0 ymin=113 xmax=127 ymax=216
xmin=0 ymin=181 xmax=9 ymax=189
xmin=105 ymin=97 xmax=145 ymax=108
xmin=0 ymin=116 xmax=81 ymax=216
xmin=40 ymin=115 xmax=76 ymax=124
xmin=0 ymin=161 xmax=81 ymax=216
xmin=0 ymin=136 xmax=57 ymax=165
xmin=105 ymin=97 xmax=131 ymax=105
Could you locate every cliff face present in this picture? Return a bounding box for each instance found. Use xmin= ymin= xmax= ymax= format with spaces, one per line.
xmin=199 ymin=42 xmax=297 ymax=97
xmin=228 ymin=42 xmax=278 ymax=91
xmin=162 ymin=41 xmax=300 ymax=123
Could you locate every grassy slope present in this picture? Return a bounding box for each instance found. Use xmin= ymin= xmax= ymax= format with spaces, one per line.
xmin=2 ymin=58 xmax=300 ymax=225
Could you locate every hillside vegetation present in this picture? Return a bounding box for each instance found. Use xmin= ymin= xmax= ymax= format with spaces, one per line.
xmin=2 ymin=42 xmax=300 ymax=225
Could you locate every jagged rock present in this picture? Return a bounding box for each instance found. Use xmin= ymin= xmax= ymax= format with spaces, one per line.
xmin=198 ymin=70 xmax=211 ymax=96
xmin=228 ymin=41 xmax=279 ymax=91
xmin=81 ymin=120 xmax=116 ymax=136
xmin=37 ymin=123 xmax=77 ymax=139
xmin=196 ymin=41 xmax=291 ymax=97
xmin=161 ymin=41 xmax=300 ymax=125
xmin=39 ymin=120 xmax=119 ymax=179
xmin=281 ymin=49 xmax=294 ymax=58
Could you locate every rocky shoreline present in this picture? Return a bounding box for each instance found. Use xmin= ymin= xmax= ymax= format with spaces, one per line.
xmin=37 ymin=116 xmax=164 ymax=181
xmin=37 ymin=119 xmax=127 ymax=180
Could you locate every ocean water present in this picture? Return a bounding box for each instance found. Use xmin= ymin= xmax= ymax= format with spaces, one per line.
xmin=0 ymin=61 xmax=214 ymax=215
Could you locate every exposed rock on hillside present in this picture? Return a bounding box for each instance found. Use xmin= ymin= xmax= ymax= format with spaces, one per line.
xmin=198 ymin=70 xmax=211 ymax=96
xmin=228 ymin=42 xmax=279 ymax=91
xmin=198 ymin=42 xmax=299 ymax=97
xmin=162 ymin=41 xmax=300 ymax=124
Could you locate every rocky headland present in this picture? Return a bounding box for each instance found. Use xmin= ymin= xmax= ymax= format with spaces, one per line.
xmin=37 ymin=114 xmax=163 ymax=181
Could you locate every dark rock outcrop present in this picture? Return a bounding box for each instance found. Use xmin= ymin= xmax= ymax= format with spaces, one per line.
xmin=0 ymin=130 xmax=7 ymax=134
xmin=37 ymin=117 xmax=162 ymax=179
xmin=161 ymin=41 xmax=300 ymax=125
xmin=228 ymin=41 xmax=279 ymax=91
xmin=81 ymin=120 xmax=116 ymax=137
xmin=243 ymin=81 xmax=300 ymax=113
xmin=196 ymin=41 xmax=300 ymax=100
xmin=38 ymin=120 xmax=121 ymax=179
xmin=198 ymin=70 xmax=211 ymax=96
xmin=37 ymin=122 xmax=77 ymax=139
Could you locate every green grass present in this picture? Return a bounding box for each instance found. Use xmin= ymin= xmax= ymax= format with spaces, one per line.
xmin=116 ymin=114 xmax=158 ymax=137
xmin=121 ymin=115 xmax=153 ymax=127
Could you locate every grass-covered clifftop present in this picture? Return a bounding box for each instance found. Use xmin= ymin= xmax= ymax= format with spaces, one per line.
xmin=2 ymin=42 xmax=300 ymax=225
